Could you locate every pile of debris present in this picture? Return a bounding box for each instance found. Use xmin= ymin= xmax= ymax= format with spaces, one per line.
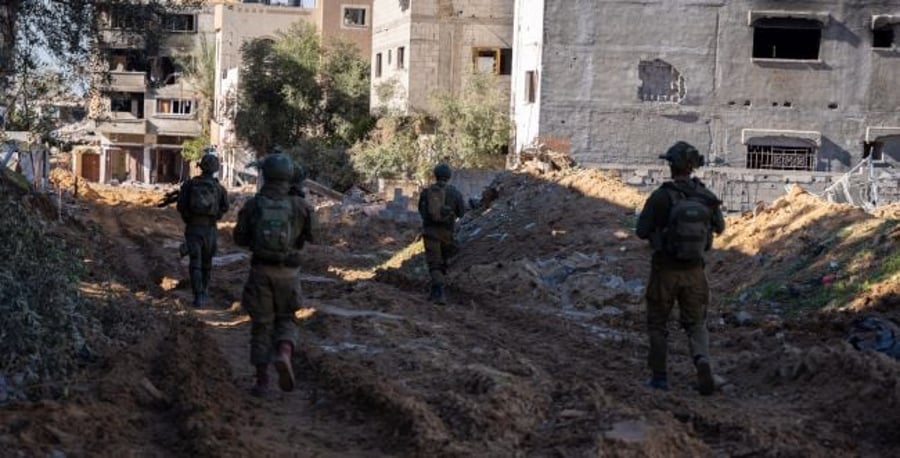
xmin=515 ymin=143 xmax=576 ymax=174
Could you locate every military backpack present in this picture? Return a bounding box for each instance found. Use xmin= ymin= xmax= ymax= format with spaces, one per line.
xmin=251 ymin=195 xmax=294 ymax=263
xmin=663 ymin=185 xmax=713 ymax=261
xmin=426 ymin=183 xmax=453 ymax=224
xmin=188 ymin=178 xmax=219 ymax=217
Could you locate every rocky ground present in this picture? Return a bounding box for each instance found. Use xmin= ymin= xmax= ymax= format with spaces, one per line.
xmin=1 ymin=166 xmax=899 ymax=457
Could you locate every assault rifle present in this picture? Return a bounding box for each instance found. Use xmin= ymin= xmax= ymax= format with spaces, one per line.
xmin=157 ymin=189 xmax=180 ymax=208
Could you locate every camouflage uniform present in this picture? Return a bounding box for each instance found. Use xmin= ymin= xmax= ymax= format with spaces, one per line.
xmin=636 ymin=142 xmax=725 ymax=394
xmin=233 ymin=176 xmax=314 ymax=393
xmin=418 ymin=173 xmax=466 ymax=304
xmin=176 ymin=171 xmax=229 ymax=307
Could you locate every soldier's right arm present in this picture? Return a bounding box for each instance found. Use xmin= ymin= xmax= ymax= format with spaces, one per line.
xmin=176 ymin=180 xmax=191 ymax=220
xmin=296 ymin=199 xmax=316 ymax=248
xmin=635 ymin=189 xmax=668 ymax=240
xmin=233 ymin=198 xmax=255 ymax=248
xmin=452 ymin=187 xmax=466 ymax=219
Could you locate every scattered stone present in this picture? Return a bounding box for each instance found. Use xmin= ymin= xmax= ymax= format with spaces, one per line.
xmin=734 ymin=311 xmax=755 ymax=326
xmin=604 ymin=419 xmax=649 ymax=443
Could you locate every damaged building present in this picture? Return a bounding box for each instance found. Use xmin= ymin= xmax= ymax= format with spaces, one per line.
xmin=76 ymin=4 xmax=215 ymax=184
xmin=211 ymin=0 xmax=372 ymax=161
xmin=512 ymin=0 xmax=900 ymax=208
xmin=370 ymin=0 xmax=514 ymax=113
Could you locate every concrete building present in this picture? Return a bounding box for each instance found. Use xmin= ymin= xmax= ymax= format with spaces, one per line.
xmin=211 ymin=0 xmax=372 ymax=160
xmin=512 ymin=0 xmax=900 ymax=208
xmin=79 ymin=5 xmax=215 ymax=184
xmin=370 ymin=0 xmax=514 ymax=114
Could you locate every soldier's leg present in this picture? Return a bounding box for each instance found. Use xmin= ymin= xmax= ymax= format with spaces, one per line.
xmin=423 ymin=236 xmax=445 ymax=302
xmin=200 ymin=227 xmax=217 ymax=297
xmin=241 ymin=266 xmax=276 ymax=395
xmin=185 ymin=231 xmax=204 ymax=307
xmin=271 ymin=268 xmax=300 ymax=392
xmin=645 ymin=265 xmax=676 ymax=384
xmin=676 ymin=267 xmax=713 ymax=395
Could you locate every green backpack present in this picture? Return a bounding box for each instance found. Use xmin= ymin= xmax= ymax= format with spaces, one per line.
xmin=426 ymin=183 xmax=451 ymax=223
xmin=251 ymin=195 xmax=294 ymax=262
xmin=663 ymin=186 xmax=713 ymax=261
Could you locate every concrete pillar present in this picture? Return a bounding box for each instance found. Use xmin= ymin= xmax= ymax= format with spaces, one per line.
xmin=99 ymin=146 xmax=108 ymax=183
xmin=143 ymin=146 xmax=152 ymax=184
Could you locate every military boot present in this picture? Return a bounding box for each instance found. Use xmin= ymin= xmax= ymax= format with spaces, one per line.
xmin=190 ymin=269 xmax=205 ymax=308
xmin=273 ymin=341 xmax=295 ymax=392
xmin=696 ymin=359 xmax=715 ymax=396
xmin=250 ymin=364 xmax=270 ymax=398
xmin=645 ymin=372 xmax=669 ymax=391
xmin=430 ymin=284 xmax=447 ymax=305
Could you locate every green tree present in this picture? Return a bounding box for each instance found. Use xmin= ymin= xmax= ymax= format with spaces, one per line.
xmin=179 ymin=37 xmax=215 ymax=163
xmin=234 ymin=22 xmax=372 ymax=189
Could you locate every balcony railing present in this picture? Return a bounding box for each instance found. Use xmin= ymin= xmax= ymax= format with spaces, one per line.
xmin=105 ymin=71 xmax=147 ymax=92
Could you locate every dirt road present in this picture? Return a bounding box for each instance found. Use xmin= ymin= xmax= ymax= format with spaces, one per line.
xmin=4 ymin=169 xmax=899 ymax=456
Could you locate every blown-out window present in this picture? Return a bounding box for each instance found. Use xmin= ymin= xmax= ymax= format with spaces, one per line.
xmin=752 ymin=18 xmax=822 ymax=60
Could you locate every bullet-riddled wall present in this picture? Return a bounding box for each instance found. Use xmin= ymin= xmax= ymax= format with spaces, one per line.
xmin=515 ymin=0 xmax=900 ymax=173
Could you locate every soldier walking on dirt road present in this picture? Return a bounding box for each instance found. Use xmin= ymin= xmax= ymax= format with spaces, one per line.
xmin=418 ymin=163 xmax=466 ymax=305
xmin=233 ymin=153 xmax=315 ymax=397
xmin=176 ymin=152 xmax=229 ymax=308
xmin=636 ymin=141 xmax=725 ymax=395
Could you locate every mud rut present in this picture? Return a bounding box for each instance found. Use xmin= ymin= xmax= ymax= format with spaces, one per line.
xmin=94 ymin=201 xmax=897 ymax=457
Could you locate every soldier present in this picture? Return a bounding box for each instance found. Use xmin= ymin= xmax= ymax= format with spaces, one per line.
xmin=176 ymin=152 xmax=229 ymax=308
xmin=233 ymin=154 xmax=314 ymax=397
xmin=417 ymin=163 xmax=465 ymax=305
xmin=635 ymin=141 xmax=725 ymax=396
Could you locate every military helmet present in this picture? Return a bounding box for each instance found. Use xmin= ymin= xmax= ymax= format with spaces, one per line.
xmin=659 ymin=141 xmax=705 ymax=171
xmin=433 ymin=163 xmax=452 ymax=180
xmin=260 ymin=153 xmax=294 ymax=182
xmin=199 ymin=153 xmax=220 ymax=174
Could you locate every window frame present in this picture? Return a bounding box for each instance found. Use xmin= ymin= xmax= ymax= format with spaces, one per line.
xmin=750 ymin=17 xmax=824 ymax=62
xmin=156 ymin=98 xmax=195 ymax=117
xmin=472 ymin=47 xmax=513 ymax=76
xmin=341 ymin=5 xmax=369 ymax=29
xmin=163 ymin=14 xmax=197 ymax=33
xmin=375 ymin=52 xmax=383 ymax=78
xmin=397 ymin=46 xmax=405 ymax=69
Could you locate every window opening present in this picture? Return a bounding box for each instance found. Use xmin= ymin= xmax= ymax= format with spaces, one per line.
xmin=752 ymin=18 xmax=821 ymax=60
xmin=164 ymin=14 xmax=195 ymax=32
xmin=388 ymin=49 xmax=392 ymax=65
xmin=342 ymin=7 xmax=367 ymax=27
xmin=472 ymin=48 xmax=513 ymax=75
xmin=746 ymin=144 xmax=815 ymax=170
xmin=873 ymin=25 xmax=894 ymax=48
xmin=397 ymin=46 xmax=405 ymax=69
xmin=375 ymin=53 xmax=382 ymax=77
xmin=525 ymin=70 xmax=537 ymax=103
xmin=157 ymin=99 xmax=194 ymax=115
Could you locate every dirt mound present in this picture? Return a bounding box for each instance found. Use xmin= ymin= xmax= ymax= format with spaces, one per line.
xmin=49 ymin=168 xmax=101 ymax=200
xmin=710 ymin=185 xmax=899 ymax=314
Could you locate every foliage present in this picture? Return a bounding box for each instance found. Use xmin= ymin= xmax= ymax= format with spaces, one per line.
xmin=2 ymin=53 xmax=80 ymax=143
xmin=181 ymin=137 xmax=206 ymax=163
xmin=234 ymin=22 xmax=372 ymax=187
xmin=350 ymin=116 xmax=432 ymax=183
xmin=0 ymin=177 xmax=89 ymax=401
xmin=1 ymin=1 xmax=203 ymax=104
xmin=282 ymin=139 xmax=358 ymax=192
xmin=430 ymin=72 xmax=511 ymax=169
xmin=351 ymin=72 xmax=510 ymax=185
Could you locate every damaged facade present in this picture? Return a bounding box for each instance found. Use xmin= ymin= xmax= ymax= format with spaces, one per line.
xmin=80 ymin=5 xmax=215 ymax=185
xmin=512 ymin=0 xmax=900 ymax=207
xmin=211 ymin=0 xmax=372 ymax=158
xmin=370 ymin=0 xmax=514 ymax=113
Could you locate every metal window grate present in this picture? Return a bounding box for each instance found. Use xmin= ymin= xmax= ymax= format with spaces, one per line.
xmin=746 ymin=145 xmax=815 ymax=170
